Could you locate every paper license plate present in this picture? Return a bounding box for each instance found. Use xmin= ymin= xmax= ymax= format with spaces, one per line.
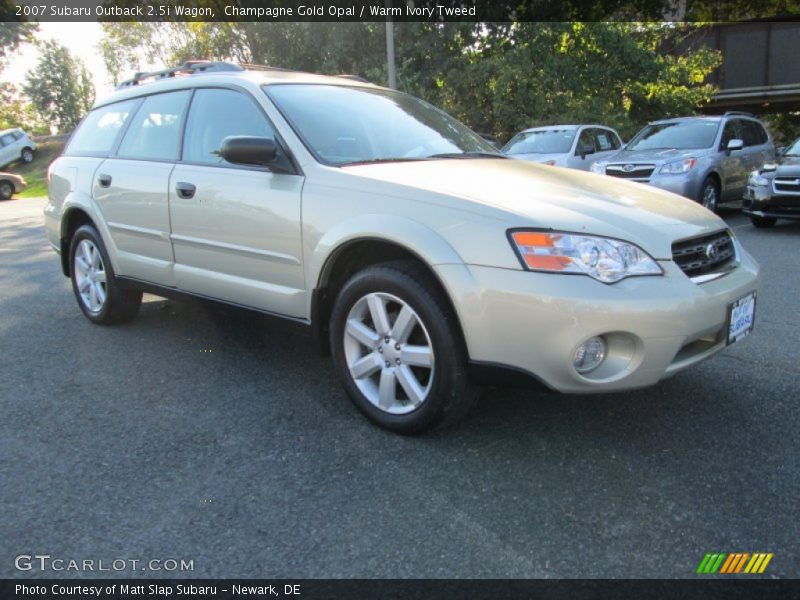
xmin=727 ymin=292 xmax=756 ymax=345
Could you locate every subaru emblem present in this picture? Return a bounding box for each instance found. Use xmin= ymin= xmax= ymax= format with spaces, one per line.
xmin=622 ymin=164 xmax=636 ymax=173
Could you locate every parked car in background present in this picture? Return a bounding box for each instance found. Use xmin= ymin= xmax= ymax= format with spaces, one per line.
xmin=502 ymin=125 xmax=623 ymax=170
xmin=743 ymin=136 xmax=800 ymax=228
xmin=0 ymin=172 xmax=27 ymax=200
xmin=0 ymin=128 xmax=37 ymax=169
xmin=591 ymin=113 xmax=775 ymax=212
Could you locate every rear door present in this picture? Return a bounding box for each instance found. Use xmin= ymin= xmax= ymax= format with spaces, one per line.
xmin=718 ymin=119 xmax=748 ymax=200
xmin=168 ymin=87 xmax=305 ymax=317
xmin=93 ymin=90 xmax=192 ymax=286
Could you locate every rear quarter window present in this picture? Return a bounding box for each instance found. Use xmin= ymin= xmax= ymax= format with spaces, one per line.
xmin=65 ymin=99 xmax=140 ymax=156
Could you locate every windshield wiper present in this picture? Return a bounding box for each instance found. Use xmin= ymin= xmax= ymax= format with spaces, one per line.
xmin=339 ymin=157 xmax=431 ymax=167
xmin=426 ymin=151 xmax=506 ymax=159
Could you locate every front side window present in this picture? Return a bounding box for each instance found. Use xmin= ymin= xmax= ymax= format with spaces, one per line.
xmin=576 ymin=129 xmax=596 ymax=154
xmin=719 ymin=120 xmax=742 ymax=150
xmin=1 ymin=133 xmax=16 ymax=146
xmin=182 ymin=88 xmax=275 ymax=165
xmin=117 ymin=91 xmax=191 ymax=161
xmin=65 ymin=100 xmax=139 ymax=156
xmin=503 ymin=129 xmax=576 ymax=155
xmin=267 ymin=84 xmax=498 ymax=165
xmin=627 ymin=120 xmax=721 ymax=151
xmin=594 ymin=129 xmax=620 ymax=151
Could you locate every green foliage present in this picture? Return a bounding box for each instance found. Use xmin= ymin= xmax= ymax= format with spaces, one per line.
xmin=98 ymin=22 xmax=722 ymax=143
xmin=4 ymin=140 xmax=66 ymax=198
xmin=762 ymin=112 xmax=800 ymax=148
xmin=23 ymin=40 xmax=95 ymax=134
xmin=0 ymin=17 xmax=38 ymax=70
xmin=0 ymin=83 xmax=48 ymax=134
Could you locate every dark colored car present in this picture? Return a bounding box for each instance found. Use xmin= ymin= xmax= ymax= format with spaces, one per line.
xmin=743 ymin=136 xmax=800 ymax=228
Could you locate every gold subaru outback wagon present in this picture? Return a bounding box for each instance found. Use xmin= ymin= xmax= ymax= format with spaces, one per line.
xmin=45 ymin=61 xmax=759 ymax=433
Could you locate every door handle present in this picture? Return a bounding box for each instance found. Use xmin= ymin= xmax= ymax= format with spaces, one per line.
xmin=175 ymin=182 xmax=196 ymax=199
xmin=97 ymin=174 xmax=112 ymax=188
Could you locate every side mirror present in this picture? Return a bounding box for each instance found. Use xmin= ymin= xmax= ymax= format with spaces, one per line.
xmin=727 ymin=138 xmax=744 ymax=152
xmin=578 ymin=142 xmax=595 ymax=158
xmin=220 ymin=136 xmax=277 ymax=167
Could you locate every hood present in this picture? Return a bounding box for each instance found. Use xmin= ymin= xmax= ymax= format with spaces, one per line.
xmin=341 ymin=158 xmax=724 ymax=259
xmin=775 ymin=155 xmax=800 ymax=176
xmin=605 ymin=147 xmax=709 ymax=164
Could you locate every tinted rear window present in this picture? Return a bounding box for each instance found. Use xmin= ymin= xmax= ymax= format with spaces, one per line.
xmin=66 ymin=100 xmax=139 ymax=156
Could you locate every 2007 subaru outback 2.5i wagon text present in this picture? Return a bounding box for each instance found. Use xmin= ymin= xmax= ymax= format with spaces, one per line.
xmin=45 ymin=61 xmax=760 ymax=433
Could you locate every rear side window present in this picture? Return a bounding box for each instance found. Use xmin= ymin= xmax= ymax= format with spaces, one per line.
xmin=66 ymin=100 xmax=139 ymax=156
xmin=117 ymin=91 xmax=191 ymax=161
xmin=741 ymin=120 xmax=768 ymax=146
xmin=182 ymin=88 xmax=275 ymax=165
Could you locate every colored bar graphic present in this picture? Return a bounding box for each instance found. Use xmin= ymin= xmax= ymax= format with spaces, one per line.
xmin=699 ymin=552 xmax=773 ymax=574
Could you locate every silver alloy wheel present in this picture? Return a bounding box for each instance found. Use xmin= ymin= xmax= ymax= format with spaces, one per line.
xmin=22 ymin=149 xmax=33 ymax=163
xmin=73 ymin=239 xmax=107 ymax=313
xmin=702 ymin=183 xmax=718 ymax=210
xmin=343 ymin=292 xmax=435 ymax=414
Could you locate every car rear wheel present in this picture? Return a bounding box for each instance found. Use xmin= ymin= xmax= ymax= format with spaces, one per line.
xmin=330 ymin=260 xmax=476 ymax=434
xmin=699 ymin=177 xmax=719 ymax=212
xmin=21 ymin=148 xmax=34 ymax=163
xmin=750 ymin=215 xmax=777 ymax=228
xmin=69 ymin=225 xmax=142 ymax=325
xmin=0 ymin=181 xmax=12 ymax=200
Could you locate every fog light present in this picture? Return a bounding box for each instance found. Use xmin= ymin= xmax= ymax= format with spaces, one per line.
xmin=573 ymin=336 xmax=607 ymax=374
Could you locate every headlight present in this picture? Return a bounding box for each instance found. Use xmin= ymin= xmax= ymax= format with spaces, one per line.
xmin=659 ymin=158 xmax=697 ymax=174
xmin=590 ymin=162 xmax=606 ymax=174
xmin=748 ymin=171 xmax=770 ymax=186
xmin=509 ymin=230 xmax=663 ymax=284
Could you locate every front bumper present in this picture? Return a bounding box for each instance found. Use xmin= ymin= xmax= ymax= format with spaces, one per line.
xmin=436 ymin=251 xmax=759 ymax=393
xmin=646 ymin=173 xmax=702 ymax=201
xmin=743 ymin=185 xmax=800 ymax=220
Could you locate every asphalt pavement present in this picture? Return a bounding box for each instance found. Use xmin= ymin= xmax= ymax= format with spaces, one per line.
xmin=1 ymin=197 xmax=798 ymax=579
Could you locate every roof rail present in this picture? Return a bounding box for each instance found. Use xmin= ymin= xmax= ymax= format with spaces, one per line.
xmin=116 ymin=61 xmax=244 ymax=90
xmin=723 ymin=110 xmax=755 ymax=118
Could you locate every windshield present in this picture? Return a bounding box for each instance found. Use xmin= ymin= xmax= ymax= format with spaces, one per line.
xmin=265 ymin=84 xmax=499 ymax=166
xmin=502 ymin=130 xmax=576 ymax=155
xmin=626 ymin=120 xmax=720 ymax=151
xmin=784 ymin=138 xmax=800 ymax=156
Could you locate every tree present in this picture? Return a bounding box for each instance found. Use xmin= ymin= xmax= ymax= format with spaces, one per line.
xmin=23 ymin=40 xmax=95 ymax=134
xmin=98 ymin=22 xmax=720 ymax=141
xmin=0 ymin=9 xmax=38 ymax=70
xmin=0 ymin=83 xmax=48 ymax=134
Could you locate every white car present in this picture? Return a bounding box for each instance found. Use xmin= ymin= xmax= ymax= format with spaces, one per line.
xmin=503 ymin=124 xmax=623 ymax=170
xmin=0 ymin=128 xmax=36 ymax=169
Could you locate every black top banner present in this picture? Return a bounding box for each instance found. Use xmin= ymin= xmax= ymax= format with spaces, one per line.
xmin=3 ymin=0 xmax=800 ymax=22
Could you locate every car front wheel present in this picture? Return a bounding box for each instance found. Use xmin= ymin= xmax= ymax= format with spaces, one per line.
xmin=69 ymin=224 xmax=142 ymax=325
xmin=0 ymin=181 xmax=12 ymax=200
xmin=330 ymin=260 xmax=476 ymax=433
xmin=750 ymin=215 xmax=777 ymax=228
xmin=699 ymin=177 xmax=719 ymax=212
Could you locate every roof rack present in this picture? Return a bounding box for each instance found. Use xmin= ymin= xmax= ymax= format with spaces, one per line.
xmin=116 ymin=61 xmax=244 ymax=90
xmin=723 ymin=111 xmax=755 ymax=118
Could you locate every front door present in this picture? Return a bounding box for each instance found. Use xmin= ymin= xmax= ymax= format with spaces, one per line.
xmin=168 ymin=87 xmax=305 ymax=318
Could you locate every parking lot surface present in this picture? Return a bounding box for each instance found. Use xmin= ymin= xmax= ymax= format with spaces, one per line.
xmin=1 ymin=197 xmax=798 ymax=578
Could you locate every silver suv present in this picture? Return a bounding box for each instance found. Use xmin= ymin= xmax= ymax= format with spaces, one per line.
xmin=591 ymin=113 xmax=774 ymax=211
xmin=45 ymin=62 xmax=759 ymax=433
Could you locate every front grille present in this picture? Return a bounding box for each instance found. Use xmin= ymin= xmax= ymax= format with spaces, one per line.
xmin=672 ymin=230 xmax=735 ymax=279
xmin=774 ymin=177 xmax=800 ymax=195
xmin=605 ymin=163 xmax=655 ymax=180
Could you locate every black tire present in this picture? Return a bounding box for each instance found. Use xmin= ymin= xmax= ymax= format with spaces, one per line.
xmin=21 ymin=147 xmax=34 ymax=163
xmin=699 ymin=177 xmax=720 ymax=212
xmin=330 ymin=260 xmax=476 ymax=434
xmin=0 ymin=180 xmax=12 ymax=200
xmin=69 ymin=224 xmax=142 ymax=325
xmin=750 ymin=215 xmax=777 ymax=229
